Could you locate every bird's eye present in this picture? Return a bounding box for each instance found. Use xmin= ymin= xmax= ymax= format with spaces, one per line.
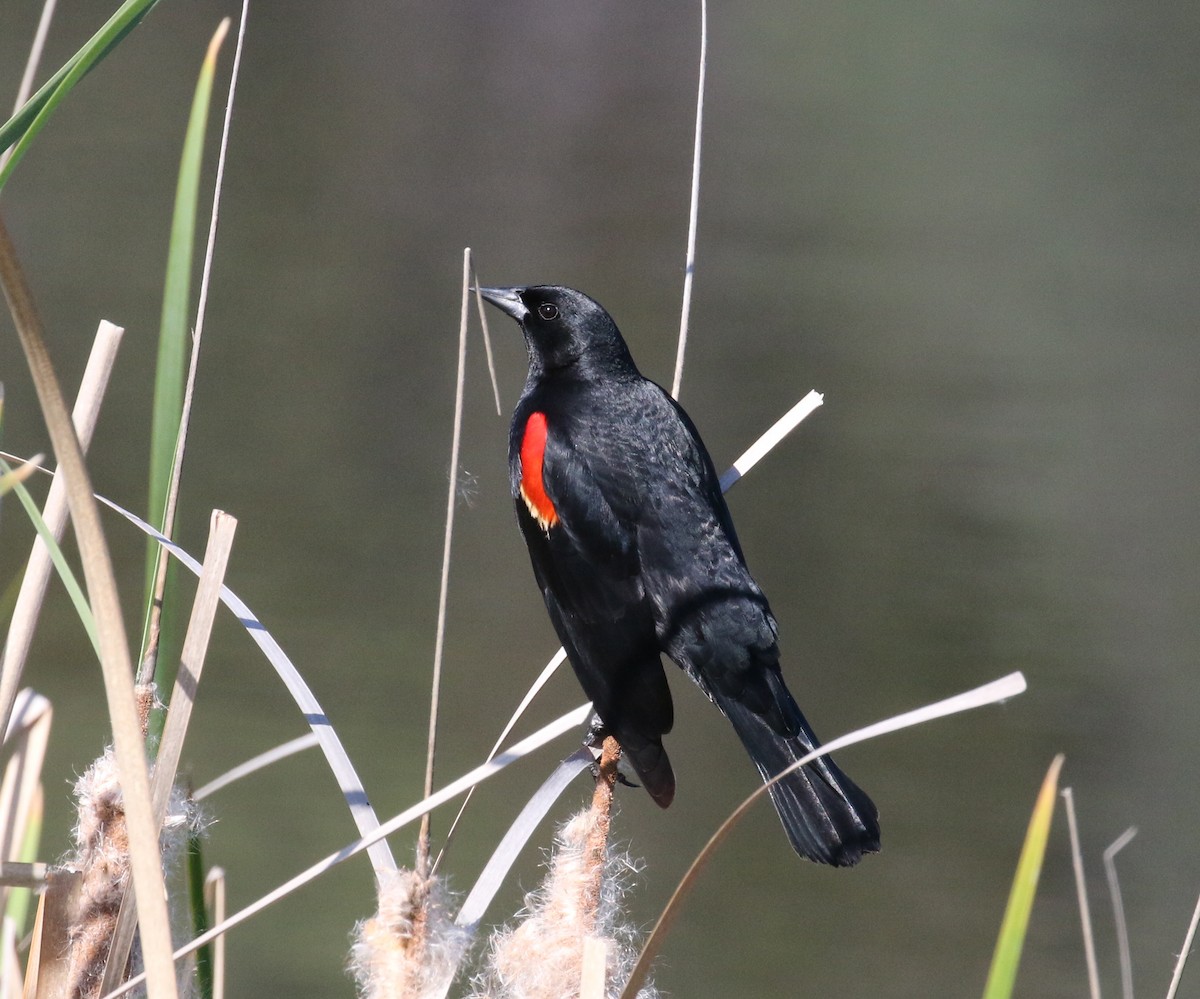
xmin=537 ymin=303 xmax=559 ymax=321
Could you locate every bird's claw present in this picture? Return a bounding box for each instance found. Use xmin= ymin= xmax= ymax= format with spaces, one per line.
xmin=581 ymin=713 xmax=640 ymax=788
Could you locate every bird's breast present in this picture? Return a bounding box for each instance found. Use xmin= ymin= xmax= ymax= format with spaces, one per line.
xmin=518 ymin=411 xmax=559 ymax=531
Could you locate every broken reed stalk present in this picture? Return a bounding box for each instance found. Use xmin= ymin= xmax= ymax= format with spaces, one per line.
xmin=99 ymin=511 xmax=238 ymax=994
xmin=23 ymin=867 xmax=83 ymax=997
xmin=0 ymin=321 xmax=124 ymax=743
xmin=204 ymin=867 xmax=227 ymax=999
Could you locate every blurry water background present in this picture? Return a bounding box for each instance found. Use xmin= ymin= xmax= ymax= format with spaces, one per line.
xmin=1 ymin=1 xmax=1197 ymax=995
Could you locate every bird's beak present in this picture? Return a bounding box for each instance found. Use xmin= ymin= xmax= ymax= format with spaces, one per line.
xmin=476 ymin=286 xmax=529 ymax=321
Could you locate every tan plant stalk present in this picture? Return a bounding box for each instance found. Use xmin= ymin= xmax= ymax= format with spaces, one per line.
xmin=0 ymin=211 xmax=178 ymax=998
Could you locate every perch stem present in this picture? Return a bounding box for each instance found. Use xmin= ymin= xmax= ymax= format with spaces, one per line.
xmin=582 ymin=736 xmax=621 ymax=933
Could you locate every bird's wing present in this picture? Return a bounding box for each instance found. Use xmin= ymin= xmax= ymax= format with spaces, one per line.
xmin=533 ymin=426 xmax=642 ymax=602
xmin=520 ymin=423 xmax=676 ymax=803
xmin=598 ymin=385 xmax=795 ymax=729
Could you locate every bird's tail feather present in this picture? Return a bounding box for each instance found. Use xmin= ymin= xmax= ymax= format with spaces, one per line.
xmin=713 ymin=682 xmax=880 ymax=866
xmin=618 ymin=733 xmax=676 ymax=809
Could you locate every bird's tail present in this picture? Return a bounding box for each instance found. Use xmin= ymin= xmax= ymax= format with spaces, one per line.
xmin=713 ymin=676 xmax=880 ymax=866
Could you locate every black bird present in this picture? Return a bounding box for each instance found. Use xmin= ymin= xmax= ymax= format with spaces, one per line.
xmin=480 ymin=284 xmax=880 ymax=866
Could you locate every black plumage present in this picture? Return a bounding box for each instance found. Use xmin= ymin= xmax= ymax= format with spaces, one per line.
xmin=481 ymin=284 xmax=880 ymax=866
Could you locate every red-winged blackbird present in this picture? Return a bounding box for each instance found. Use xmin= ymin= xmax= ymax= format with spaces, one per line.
xmin=480 ymin=285 xmax=880 ymax=866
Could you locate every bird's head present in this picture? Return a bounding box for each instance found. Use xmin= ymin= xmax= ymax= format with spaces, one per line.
xmin=478 ymin=285 xmax=637 ymax=378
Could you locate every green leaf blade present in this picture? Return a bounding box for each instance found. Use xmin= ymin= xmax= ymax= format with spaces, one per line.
xmin=142 ymin=23 xmax=230 ymax=740
xmin=0 ymin=0 xmax=164 ymax=190
xmin=982 ymin=754 xmax=1065 ymax=999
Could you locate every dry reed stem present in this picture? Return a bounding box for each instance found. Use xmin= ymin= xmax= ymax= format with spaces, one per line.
xmin=581 ymin=738 xmax=620 ymax=936
xmin=23 ymin=867 xmax=83 ymax=998
xmin=1167 ymin=890 xmax=1200 ymax=999
xmin=578 ymin=937 xmax=607 ymax=999
xmin=203 ymin=868 xmax=226 ymax=999
xmin=419 ymin=248 xmax=474 ymax=878
xmin=0 ymin=321 xmax=124 ymax=743
xmin=1 ymin=0 xmax=58 ymax=176
xmin=101 ymin=511 xmax=238 ymax=994
xmin=1103 ymin=826 xmax=1137 ymax=999
xmin=619 ymin=671 xmax=1027 ymax=999
xmin=0 ymin=691 xmax=52 ymax=940
xmin=0 ymin=211 xmax=178 ymax=999
xmin=1060 ymin=788 xmax=1100 ymax=999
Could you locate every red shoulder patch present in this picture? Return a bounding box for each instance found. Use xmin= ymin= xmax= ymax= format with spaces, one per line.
xmin=519 ymin=411 xmax=559 ymax=530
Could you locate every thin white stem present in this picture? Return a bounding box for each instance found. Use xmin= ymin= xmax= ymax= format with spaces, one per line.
xmin=14 ymin=0 xmax=58 ymax=108
xmin=204 ymin=868 xmax=227 ymax=999
xmin=432 ymin=646 xmax=568 ymax=873
xmin=419 ymin=248 xmax=473 ymax=873
xmin=192 ymin=1 xmax=247 ymax=351
xmin=1103 ymin=826 xmax=1137 ymax=999
xmin=670 ymin=0 xmax=707 ymax=400
xmin=1166 ymin=891 xmax=1200 ymax=999
xmin=193 ymin=734 xmax=320 ymax=801
xmin=1061 ymin=788 xmax=1101 ymax=999
xmin=0 ymin=0 xmax=58 ymax=174
xmin=470 ymin=260 xmax=503 ymax=415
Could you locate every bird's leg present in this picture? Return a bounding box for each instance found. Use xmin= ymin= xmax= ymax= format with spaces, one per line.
xmin=583 ymin=712 xmax=639 ymax=789
xmin=583 ymin=709 xmax=607 ymax=757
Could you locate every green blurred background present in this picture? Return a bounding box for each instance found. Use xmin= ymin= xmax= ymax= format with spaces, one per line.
xmin=1 ymin=1 xmax=1198 ymax=995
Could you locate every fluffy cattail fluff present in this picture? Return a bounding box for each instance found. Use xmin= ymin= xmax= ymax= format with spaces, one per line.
xmin=349 ymin=869 xmax=472 ymax=999
xmin=64 ymin=746 xmax=195 ymax=998
xmin=469 ymin=809 xmax=658 ymax=999
xmin=65 ymin=747 xmax=130 ymax=996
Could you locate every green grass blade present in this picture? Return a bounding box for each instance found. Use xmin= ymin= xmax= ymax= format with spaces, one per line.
xmin=142 ymin=24 xmax=228 ymax=737
xmin=0 ymin=0 xmax=165 ymax=191
xmin=187 ymin=828 xmax=215 ymax=999
xmin=982 ymin=754 xmax=1065 ymax=999
xmin=0 ymin=458 xmax=100 ymax=656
